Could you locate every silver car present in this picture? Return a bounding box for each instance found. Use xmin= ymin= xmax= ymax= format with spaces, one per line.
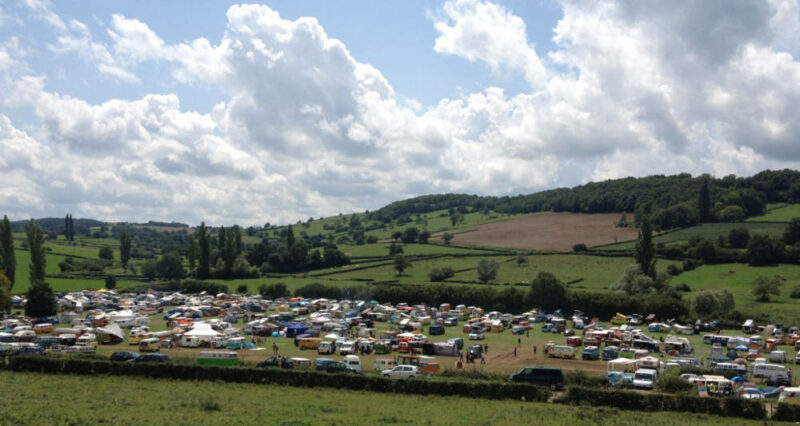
xmin=381 ymin=365 xmax=421 ymax=380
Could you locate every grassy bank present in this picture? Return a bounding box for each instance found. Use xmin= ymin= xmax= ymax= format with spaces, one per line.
xmin=0 ymin=371 xmax=776 ymax=425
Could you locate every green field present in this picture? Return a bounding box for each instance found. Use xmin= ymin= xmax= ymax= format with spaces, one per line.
xmin=677 ymin=263 xmax=800 ymax=324
xmin=11 ymin=249 xmax=70 ymax=293
xmin=0 ymin=371 xmax=770 ymax=425
xmin=320 ymin=254 xmax=677 ymax=289
xmin=592 ymin=223 xmax=788 ymax=251
xmin=748 ymin=204 xmax=800 ymax=222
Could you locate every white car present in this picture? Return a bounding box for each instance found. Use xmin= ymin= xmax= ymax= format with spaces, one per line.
xmin=381 ymin=365 xmax=421 ymax=380
xmin=741 ymin=388 xmax=764 ymax=399
xmin=469 ymin=332 xmax=486 ymax=340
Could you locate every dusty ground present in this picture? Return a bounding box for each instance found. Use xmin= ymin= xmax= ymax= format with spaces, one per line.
xmin=434 ymin=212 xmax=638 ymax=251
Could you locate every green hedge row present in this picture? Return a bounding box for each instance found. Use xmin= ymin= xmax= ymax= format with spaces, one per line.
xmin=774 ymin=403 xmax=800 ymax=422
xmin=559 ymin=387 xmax=765 ymax=420
xmin=1 ymin=356 xmax=549 ymax=402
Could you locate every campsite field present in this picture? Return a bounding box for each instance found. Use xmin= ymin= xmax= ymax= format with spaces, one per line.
xmin=591 ymin=222 xmax=788 ymax=251
xmin=432 ymin=212 xmax=639 ymax=251
xmin=747 ymin=204 xmax=800 ymax=222
xmin=0 ymin=371 xmax=772 ymax=426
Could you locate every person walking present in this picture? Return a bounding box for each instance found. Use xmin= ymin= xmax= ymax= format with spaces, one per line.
xmin=513 ymin=347 xmax=517 ymax=357
xmin=534 ymin=345 xmax=537 ymax=355
xmin=526 ymin=329 xmax=529 ymax=338
xmin=484 ymin=343 xmax=488 ymax=354
xmin=517 ymin=338 xmax=521 ymax=347
xmin=480 ymin=354 xmax=486 ymax=364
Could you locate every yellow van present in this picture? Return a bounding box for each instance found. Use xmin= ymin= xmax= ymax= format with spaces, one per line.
xmin=138 ymin=338 xmax=161 ymax=352
xmin=298 ymin=337 xmax=322 ymax=350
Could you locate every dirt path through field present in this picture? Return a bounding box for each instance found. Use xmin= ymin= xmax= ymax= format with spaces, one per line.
xmin=433 ymin=212 xmax=638 ymax=251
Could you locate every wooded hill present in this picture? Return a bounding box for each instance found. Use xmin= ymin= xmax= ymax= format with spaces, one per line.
xmin=368 ymin=169 xmax=800 ymax=230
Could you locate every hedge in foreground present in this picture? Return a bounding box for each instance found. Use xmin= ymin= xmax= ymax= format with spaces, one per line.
xmin=774 ymin=403 xmax=800 ymax=422
xmin=559 ymin=387 xmax=765 ymax=420
xmin=0 ymin=356 xmax=548 ymax=402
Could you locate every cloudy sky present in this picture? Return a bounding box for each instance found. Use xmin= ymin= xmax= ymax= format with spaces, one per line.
xmin=2 ymin=0 xmax=800 ymax=226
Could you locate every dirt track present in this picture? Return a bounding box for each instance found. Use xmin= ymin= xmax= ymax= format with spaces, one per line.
xmin=435 ymin=212 xmax=638 ymax=251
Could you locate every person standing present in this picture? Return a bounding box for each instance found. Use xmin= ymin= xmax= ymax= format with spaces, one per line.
xmin=513 ymin=347 xmax=517 ymax=357
xmin=484 ymin=343 xmax=488 ymax=354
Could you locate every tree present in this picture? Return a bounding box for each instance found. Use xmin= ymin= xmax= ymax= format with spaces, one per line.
xmin=105 ymin=274 xmax=117 ymax=290
xmin=528 ymin=272 xmax=567 ymax=311
xmin=0 ymin=272 xmax=11 ymax=314
xmin=692 ymin=290 xmax=734 ymax=318
xmin=784 ymin=218 xmax=800 ymax=246
xmin=418 ymin=230 xmax=431 ymax=244
xmin=233 ymin=253 xmax=251 ymax=278
xmin=286 ymin=225 xmax=296 ymax=249
xmin=140 ymin=259 xmax=156 ymax=280
xmin=477 ymin=259 xmax=499 ymax=284
xmin=442 ymin=233 xmax=454 ymax=245
xmin=391 ymin=231 xmax=402 ymax=241
xmin=728 ymin=227 xmax=750 ymax=249
xmin=698 ymin=177 xmax=711 ymax=222
xmin=389 ymin=243 xmax=404 ymax=256
xmin=428 ymin=267 xmax=455 ymax=282
xmin=25 ymin=280 xmax=56 ymax=318
xmin=394 ymin=255 xmax=411 ymax=276
xmin=752 ymin=275 xmax=783 ymax=302
xmin=236 ymin=284 xmax=248 ymax=294
xmin=187 ymin=234 xmax=198 ymax=272
xmin=611 ymin=264 xmax=657 ymax=294
xmin=0 ymin=215 xmax=15 ymax=287
xmin=119 ymin=228 xmax=132 ymax=270
xmin=401 ymin=227 xmax=419 ymax=243
xmin=197 ymin=222 xmax=210 ymax=279
xmin=634 ymin=217 xmax=657 ymax=280
xmin=26 ymin=221 xmax=46 ymax=283
xmin=747 ymin=234 xmax=784 ymax=266
xmin=155 ymin=251 xmax=185 ymax=279
xmin=98 ymin=247 xmax=114 ymax=260
xmin=258 ymin=282 xmax=287 ymax=299
xmin=516 ymin=253 xmax=528 ymax=267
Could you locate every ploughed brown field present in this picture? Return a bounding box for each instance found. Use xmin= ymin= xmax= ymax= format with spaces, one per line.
xmin=435 ymin=212 xmax=638 ymax=251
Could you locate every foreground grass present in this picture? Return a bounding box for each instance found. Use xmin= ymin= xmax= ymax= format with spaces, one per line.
xmin=0 ymin=371 xmax=774 ymax=425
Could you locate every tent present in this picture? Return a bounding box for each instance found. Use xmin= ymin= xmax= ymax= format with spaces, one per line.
xmin=285 ymin=323 xmax=308 ymax=337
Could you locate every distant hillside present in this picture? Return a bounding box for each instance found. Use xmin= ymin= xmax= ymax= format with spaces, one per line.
xmin=368 ymin=169 xmax=800 ymax=230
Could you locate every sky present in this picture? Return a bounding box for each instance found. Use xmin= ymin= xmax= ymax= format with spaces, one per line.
xmin=2 ymin=1 xmax=800 ymax=226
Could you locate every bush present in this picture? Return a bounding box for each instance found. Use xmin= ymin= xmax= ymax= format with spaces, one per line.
xmin=104 ymin=275 xmax=117 ymax=290
xmin=428 ymin=267 xmax=455 ymax=282
xmin=791 ymin=285 xmax=800 ymax=299
xmin=572 ymin=243 xmax=588 ymax=252
xmin=675 ymin=283 xmax=691 ymax=292
xmin=666 ymin=264 xmax=682 ymax=276
xmin=559 ymin=387 xmax=764 ymax=420
xmin=236 ymin=284 xmax=248 ymax=294
xmin=98 ymin=247 xmax=114 ymax=260
xmin=564 ymin=370 xmax=607 ymax=388
xmin=655 ymin=369 xmax=692 ymax=393
xmin=682 ymin=259 xmax=702 ymax=271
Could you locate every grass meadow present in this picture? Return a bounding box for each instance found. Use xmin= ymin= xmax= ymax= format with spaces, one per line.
xmin=0 ymin=371 xmax=771 ymax=425
xmin=747 ymin=203 xmax=800 ymax=222
xmin=592 ymin=222 xmax=788 ymax=251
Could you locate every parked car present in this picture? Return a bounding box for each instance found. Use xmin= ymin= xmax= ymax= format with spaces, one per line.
xmin=110 ymin=351 xmax=140 ymax=362
xmin=132 ymin=353 xmax=171 ymax=363
xmin=468 ymin=331 xmax=485 ymax=340
xmin=467 ymin=344 xmax=483 ymax=358
xmin=741 ymin=388 xmax=765 ymax=399
xmin=582 ymin=346 xmax=600 ymax=360
xmin=257 ymin=356 xmax=293 ymax=369
xmin=633 ymin=368 xmax=658 ymax=390
xmin=315 ymin=358 xmax=350 ymax=373
xmin=429 ymin=325 xmax=445 ymax=336
xmin=444 ymin=318 xmax=458 ymax=327
xmin=381 ymin=365 xmax=421 ymax=380
xmin=509 ymin=367 xmax=564 ymax=390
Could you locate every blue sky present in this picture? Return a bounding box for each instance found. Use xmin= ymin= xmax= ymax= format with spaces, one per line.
xmin=1 ymin=1 xmax=800 ymax=225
